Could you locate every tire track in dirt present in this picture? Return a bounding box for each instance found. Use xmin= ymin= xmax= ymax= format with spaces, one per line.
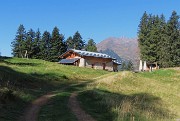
xmin=68 ymin=92 xmax=96 ymax=121
xmin=19 ymin=92 xmax=56 ymax=121
xmin=20 ymin=83 xmax=96 ymax=121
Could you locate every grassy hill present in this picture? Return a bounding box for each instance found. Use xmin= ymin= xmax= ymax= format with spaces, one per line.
xmin=78 ymin=69 xmax=180 ymax=121
xmin=0 ymin=57 xmax=108 ymax=121
xmin=0 ymin=57 xmax=179 ymax=121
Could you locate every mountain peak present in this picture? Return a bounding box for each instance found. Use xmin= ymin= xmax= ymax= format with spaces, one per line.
xmin=97 ymin=37 xmax=140 ymax=69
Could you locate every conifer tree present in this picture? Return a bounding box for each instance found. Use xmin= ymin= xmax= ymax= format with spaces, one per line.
xmin=24 ymin=29 xmax=35 ymax=58
xmin=11 ymin=24 xmax=27 ymax=58
xmin=166 ymin=11 xmax=180 ymax=67
xmin=158 ymin=14 xmax=169 ymax=67
xmin=72 ymin=31 xmax=85 ymax=50
xmin=138 ymin=11 xmax=180 ymax=68
xmin=127 ymin=60 xmax=134 ymax=71
xmin=146 ymin=15 xmax=162 ymax=63
xmin=49 ymin=27 xmax=66 ymax=62
xmin=85 ymin=39 xmax=97 ymax=52
xmin=39 ymin=31 xmax=51 ymax=60
xmin=138 ymin=12 xmax=149 ymax=61
xmin=66 ymin=36 xmax=73 ymax=49
xmin=66 ymin=31 xmax=85 ymax=50
xmin=32 ymin=29 xmax=41 ymax=59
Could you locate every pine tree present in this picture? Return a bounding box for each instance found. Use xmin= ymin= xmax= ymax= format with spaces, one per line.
xmin=166 ymin=11 xmax=180 ymax=67
xmin=121 ymin=61 xmax=127 ymax=70
xmin=11 ymin=24 xmax=27 ymax=58
xmin=49 ymin=27 xmax=66 ymax=62
xmin=32 ymin=29 xmax=41 ymax=59
xmin=72 ymin=31 xmax=85 ymax=50
xmin=66 ymin=36 xmax=73 ymax=49
xmin=85 ymin=39 xmax=97 ymax=52
xmin=66 ymin=31 xmax=85 ymax=50
xmin=39 ymin=31 xmax=51 ymax=60
xmin=158 ymin=14 xmax=169 ymax=67
xmin=146 ymin=15 xmax=163 ymax=63
xmin=138 ymin=12 xmax=149 ymax=61
xmin=24 ymin=29 xmax=35 ymax=58
xmin=127 ymin=60 xmax=134 ymax=71
xmin=138 ymin=11 xmax=180 ymax=68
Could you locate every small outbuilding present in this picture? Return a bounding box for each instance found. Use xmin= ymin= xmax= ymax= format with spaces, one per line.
xmin=139 ymin=60 xmax=159 ymax=72
xmin=59 ymin=49 xmax=121 ymax=71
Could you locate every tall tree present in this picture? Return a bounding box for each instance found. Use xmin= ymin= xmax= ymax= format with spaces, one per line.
xmin=158 ymin=14 xmax=169 ymax=67
xmin=138 ymin=11 xmax=180 ymax=68
xmin=49 ymin=27 xmax=66 ymax=62
xmin=72 ymin=31 xmax=85 ymax=50
xmin=138 ymin=12 xmax=149 ymax=61
xmin=11 ymin=24 xmax=26 ymax=58
xmin=24 ymin=29 xmax=35 ymax=58
xmin=166 ymin=11 xmax=180 ymax=67
xmin=66 ymin=31 xmax=85 ymax=50
xmin=39 ymin=31 xmax=51 ymax=60
xmin=85 ymin=39 xmax=97 ymax=52
xmin=66 ymin=36 xmax=73 ymax=49
xmin=32 ymin=29 xmax=41 ymax=59
xmin=146 ymin=15 xmax=162 ymax=63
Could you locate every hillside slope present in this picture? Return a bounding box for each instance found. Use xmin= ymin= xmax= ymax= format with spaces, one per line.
xmin=97 ymin=37 xmax=140 ymax=69
xmin=79 ymin=69 xmax=180 ymax=121
xmin=0 ymin=57 xmax=108 ymax=121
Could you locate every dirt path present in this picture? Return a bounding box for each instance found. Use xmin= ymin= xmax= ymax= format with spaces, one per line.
xmin=19 ymin=92 xmax=56 ymax=121
xmin=68 ymin=92 xmax=96 ymax=121
xmin=20 ymin=84 xmax=95 ymax=121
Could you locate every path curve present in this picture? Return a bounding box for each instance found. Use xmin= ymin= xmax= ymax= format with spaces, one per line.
xmin=68 ymin=92 xmax=96 ymax=121
xmin=20 ymin=92 xmax=56 ymax=121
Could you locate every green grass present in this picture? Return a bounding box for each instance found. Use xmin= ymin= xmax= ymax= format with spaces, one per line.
xmin=39 ymin=92 xmax=77 ymax=121
xmin=0 ymin=57 xmax=108 ymax=121
xmin=1 ymin=57 xmax=179 ymax=121
xmin=78 ymin=69 xmax=180 ymax=121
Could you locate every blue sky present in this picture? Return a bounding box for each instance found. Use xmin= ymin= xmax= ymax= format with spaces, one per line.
xmin=0 ymin=0 xmax=179 ymax=56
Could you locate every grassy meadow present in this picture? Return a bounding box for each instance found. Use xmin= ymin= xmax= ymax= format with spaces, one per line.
xmin=0 ymin=57 xmax=108 ymax=121
xmin=78 ymin=69 xmax=180 ymax=121
xmin=0 ymin=57 xmax=179 ymax=121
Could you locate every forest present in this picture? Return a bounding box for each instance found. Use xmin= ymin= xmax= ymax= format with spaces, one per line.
xmin=138 ymin=11 xmax=180 ymax=68
xmin=11 ymin=26 xmax=97 ymax=62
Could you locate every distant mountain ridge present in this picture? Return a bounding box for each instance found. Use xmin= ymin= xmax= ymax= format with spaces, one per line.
xmin=97 ymin=37 xmax=140 ymax=70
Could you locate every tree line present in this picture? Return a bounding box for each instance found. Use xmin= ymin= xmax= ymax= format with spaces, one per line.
xmin=138 ymin=11 xmax=180 ymax=68
xmin=11 ymin=25 xmax=97 ymax=62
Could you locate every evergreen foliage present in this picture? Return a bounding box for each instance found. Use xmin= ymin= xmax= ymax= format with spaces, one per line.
xmin=32 ymin=29 xmax=41 ymax=59
xmin=66 ymin=31 xmax=85 ymax=50
xmin=11 ymin=24 xmax=26 ymax=58
xmin=25 ymin=29 xmax=35 ymax=58
xmin=66 ymin=36 xmax=73 ymax=49
xmin=12 ymin=25 xmax=96 ymax=62
xmin=121 ymin=61 xmax=133 ymax=71
xmin=85 ymin=39 xmax=97 ymax=52
xmin=41 ymin=31 xmax=51 ymax=60
xmin=138 ymin=11 xmax=180 ymax=68
xmin=49 ymin=27 xmax=66 ymax=62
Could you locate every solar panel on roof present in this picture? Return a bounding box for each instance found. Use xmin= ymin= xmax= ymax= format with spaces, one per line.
xmin=59 ymin=58 xmax=79 ymax=64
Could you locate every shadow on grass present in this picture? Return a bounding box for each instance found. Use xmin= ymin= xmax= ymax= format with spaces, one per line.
xmin=78 ymin=89 xmax=174 ymax=121
xmin=0 ymin=65 xmax=91 ymax=121
xmin=0 ymin=57 xmax=40 ymax=66
xmin=0 ymin=88 xmax=27 ymax=121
